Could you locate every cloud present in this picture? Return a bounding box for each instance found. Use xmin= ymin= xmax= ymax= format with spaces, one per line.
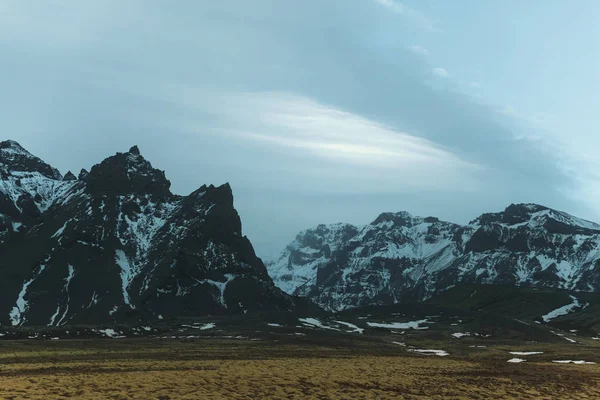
xmin=498 ymin=105 xmax=518 ymax=117
xmin=407 ymin=45 xmax=429 ymax=56
xmin=374 ymin=0 xmax=405 ymax=13
xmin=0 ymin=1 xmax=131 ymax=45
xmin=165 ymin=90 xmax=481 ymax=192
xmin=373 ymin=0 xmax=440 ymax=32
xmin=0 ymin=0 xmax=588 ymax=257
xmin=432 ymin=67 xmax=450 ymax=78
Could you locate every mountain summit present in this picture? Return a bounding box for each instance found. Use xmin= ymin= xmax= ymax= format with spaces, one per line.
xmin=268 ymin=204 xmax=600 ymax=311
xmin=0 ymin=140 xmax=301 ymax=326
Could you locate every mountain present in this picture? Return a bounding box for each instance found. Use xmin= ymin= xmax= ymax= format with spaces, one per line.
xmin=268 ymin=204 xmax=600 ymax=311
xmin=0 ymin=140 xmax=303 ymax=326
xmin=0 ymin=140 xmax=69 ymax=238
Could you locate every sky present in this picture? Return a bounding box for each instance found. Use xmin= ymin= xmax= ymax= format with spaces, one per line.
xmin=1 ymin=0 xmax=600 ymax=259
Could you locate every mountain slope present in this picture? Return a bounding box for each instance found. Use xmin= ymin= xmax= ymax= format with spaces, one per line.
xmin=0 ymin=141 xmax=301 ymax=326
xmin=268 ymin=204 xmax=600 ymax=311
xmin=0 ymin=140 xmax=75 ymax=240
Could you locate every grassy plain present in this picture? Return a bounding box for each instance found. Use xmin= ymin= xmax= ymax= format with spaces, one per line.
xmin=0 ymin=337 xmax=598 ymax=400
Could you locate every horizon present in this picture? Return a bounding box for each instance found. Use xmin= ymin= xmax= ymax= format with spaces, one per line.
xmin=7 ymin=136 xmax=600 ymax=261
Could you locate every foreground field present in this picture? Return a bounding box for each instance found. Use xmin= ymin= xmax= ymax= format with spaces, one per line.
xmin=0 ymin=337 xmax=599 ymax=400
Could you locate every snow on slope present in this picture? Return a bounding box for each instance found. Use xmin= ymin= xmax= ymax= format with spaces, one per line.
xmin=9 ymin=265 xmax=46 ymax=326
xmin=542 ymin=296 xmax=588 ymax=322
xmin=0 ymin=141 xmax=299 ymax=326
xmin=269 ymin=204 xmax=600 ymax=311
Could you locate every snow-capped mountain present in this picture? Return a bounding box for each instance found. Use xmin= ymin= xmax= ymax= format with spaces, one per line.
xmin=268 ymin=204 xmax=600 ymax=311
xmin=0 ymin=141 xmax=301 ymax=326
xmin=0 ymin=140 xmax=73 ymax=238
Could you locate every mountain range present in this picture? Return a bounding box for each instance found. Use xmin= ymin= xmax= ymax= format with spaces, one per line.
xmin=3 ymin=138 xmax=599 ymax=327
xmin=0 ymin=140 xmax=303 ymax=326
xmin=268 ymin=204 xmax=600 ymax=311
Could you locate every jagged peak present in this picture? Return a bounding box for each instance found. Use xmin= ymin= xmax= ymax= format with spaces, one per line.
xmin=509 ymin=202 xmax=547 ymax=211
xmin=185 ymin=183 xmax=235 ymax=212
xmin=504 ymin=203 xmax=548 ymax=214
xmin=0 ymin=140 xmax=31 ymax=156
xmin=371 ymin=211 xmax=433 ymax=228
xmin=372 ymin=211 xmax=411 ymax=224
xmin=84 ymin=146 xmax=171 ymax=198
xmin=62 ymin=171 xmax=77 ymax=181
xmin=0 ymin=139 xmax=62 ymax=180
xmin=470 ymin=203 xmax=600 ymax=232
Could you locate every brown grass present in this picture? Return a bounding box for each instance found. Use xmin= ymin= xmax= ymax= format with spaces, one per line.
xmin=0 ymin=340 xmax=599 ymax=399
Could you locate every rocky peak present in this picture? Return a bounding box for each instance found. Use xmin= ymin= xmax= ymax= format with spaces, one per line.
xmin=179 ymin=183 xmax=242 ymax=239
xmin=84 ymin=146 xmax=171 ymax=199
xmin=0 ymin=140 xmax=30 ymax=156
xmin=62 ymin=171 xmax=77 ymax=181
xmin=0 ymin=140 xmax=62 ymax=180
xmin=469 ymin=203 xmax=600 ymax=235
xmin=500 ymin=203 xmax=548 ymax=225
xmin=471 ymin=204 xmax=546 ymax=226
xmin=372 ymin=211 xmax=417 ymax=228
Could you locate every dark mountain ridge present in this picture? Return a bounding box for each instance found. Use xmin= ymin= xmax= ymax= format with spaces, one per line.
xmin=0 ymin=140 xmax=303 ymax=326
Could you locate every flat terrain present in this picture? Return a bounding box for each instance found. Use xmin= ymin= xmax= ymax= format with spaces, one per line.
xmin=1 ymin=285 xmax=599 ymax=399
xmin=0 ymin=336 xmax=599 ymax=400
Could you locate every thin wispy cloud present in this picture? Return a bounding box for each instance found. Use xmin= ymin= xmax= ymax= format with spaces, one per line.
xmin=373 ymin=0 xmax=441 ymax=32
xmin=407 ymin=45 xmax=429 ymax=56
xmin=498 ymin=105 xmax=518 ymax=117
xmin=432 ymin=67 xmax=450 ymax=78
xmin=374 ymin=0 xmax=405 ymax=13
xmin=167 ymin=90 xmax=481 ymax=191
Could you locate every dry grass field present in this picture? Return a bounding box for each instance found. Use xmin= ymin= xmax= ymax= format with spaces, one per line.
xmin=0 ymin=338 xmax=599 ymax=399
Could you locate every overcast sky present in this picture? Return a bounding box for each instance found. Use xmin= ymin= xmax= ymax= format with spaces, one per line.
xmin=2 ymin=1 xmax=600 ymax=259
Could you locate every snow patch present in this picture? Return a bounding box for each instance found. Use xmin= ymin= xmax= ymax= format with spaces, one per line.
xmin=198 ymin=323 xmax=216 ymax=331
xmin=542 ymin=296 xmax=587 ymax=322
xmin=97 ymin=329 xmax=126 ymax=339
xmin=333 ymin=320 xmax=364 ymax=334
xmin=451 ymin=332 xmax=470 ymax=339
xmin=367 ymin=319 xmax=430 ymax=330
xmin=408 ymin=349 xmax=449 ymax=357
xmin=115 ymin=250 xmax=135 ymax=308
xmin=552 ymin=331 xmax=578 ymax=343
xmin=9 ymin=265 xmax=46 ymax=326
xmin=299 ymin=318 xmax=340 ymax=331
xmin=195 ymin=274 xmax=235 ymax=307
xmin=51 ymin=221 xmax=69 ymax=238
xmin=55 ymin=264 xmax=75 ymax=326
xmin=507 ymin=358 xmax=526 ymax=363
xmin=552 ymin=360 xmax=596 ymax=365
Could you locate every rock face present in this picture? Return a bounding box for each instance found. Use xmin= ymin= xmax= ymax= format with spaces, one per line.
xmin=0 ymin=141 xmax=299 ymax=326
xmin=268 ymin=204 xmax=600 ymax=311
